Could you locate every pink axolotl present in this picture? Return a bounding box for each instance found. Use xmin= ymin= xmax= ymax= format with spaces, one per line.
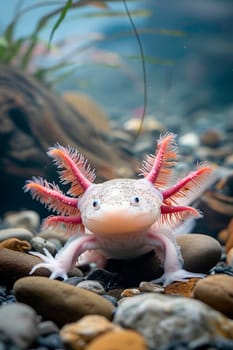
xmin=24 ymin=133 xmax=213 ymax=286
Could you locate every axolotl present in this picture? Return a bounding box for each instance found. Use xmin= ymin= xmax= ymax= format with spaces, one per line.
xmin=24 ymin=133 xmax=213 ymax=286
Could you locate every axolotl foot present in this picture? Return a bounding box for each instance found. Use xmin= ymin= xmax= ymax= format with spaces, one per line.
xmin=151 ymin=269 xmax=206 ymax=287
xmin=29 ymin=248 xmax=69 ymax=280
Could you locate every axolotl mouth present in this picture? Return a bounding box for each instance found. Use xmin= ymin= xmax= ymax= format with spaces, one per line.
xmin=78 ymin=178 xmax=163 ymax=235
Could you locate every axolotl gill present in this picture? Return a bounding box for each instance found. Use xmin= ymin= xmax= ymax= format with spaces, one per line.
xmin=24 ymin=133 xmax=213 ymax=286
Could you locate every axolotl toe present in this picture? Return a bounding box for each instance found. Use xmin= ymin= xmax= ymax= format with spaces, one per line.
xmin=24 ymin=133 xmax=213 ymax=286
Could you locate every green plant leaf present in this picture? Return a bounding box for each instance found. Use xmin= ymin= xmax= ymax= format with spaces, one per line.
xmin=75 ymin=9 xmax=151 ymax=18
xmin=49 ymin=0 xmax=72 ymax=46
xmin=0 ymin=37 xmax=8 ymax=47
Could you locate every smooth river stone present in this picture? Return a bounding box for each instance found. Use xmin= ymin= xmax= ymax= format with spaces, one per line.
xmin=177 ymin=233 xmax=222 ymax=273
xmin=193 ymin=274 xmax=233 ymax=319
xmin=0 ymin=248 xmax=50 ymax=285
xmin=14 ymin=276 xmax=115 ymax=326
xmin=0 ymin=238 xmax=31 ymax=252
xmin=86 ymin=330 xmax=148 ymax=350
xmin=60 ymin=315 xmax=121 ymax=350
xmin=0 ymin=228 xmax=33 ymax=242
xmin=0 ymin=248 xmax=82 ymax=286
xmin=3 ymin=210 xmax=40 ymax=231
xmin=0 ymin=303 xmax=39 ymax=349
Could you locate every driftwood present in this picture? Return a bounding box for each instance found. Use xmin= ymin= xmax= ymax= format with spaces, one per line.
xmin=0 ymin=65 xmax=135 ymax=216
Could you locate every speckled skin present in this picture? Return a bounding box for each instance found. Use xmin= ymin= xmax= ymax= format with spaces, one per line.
xmin=25 ymin=134 xmax=212 ymax=285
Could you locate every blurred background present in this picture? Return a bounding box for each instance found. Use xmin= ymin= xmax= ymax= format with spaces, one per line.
xmin=0 ymin=0 xmax=233 ymax=232
xmin=1 ymin=0 xmax=232 ymax=124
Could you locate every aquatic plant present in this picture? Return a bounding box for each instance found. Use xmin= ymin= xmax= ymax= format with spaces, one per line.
xmin=0 ymin=1 xmax=185 ymax=82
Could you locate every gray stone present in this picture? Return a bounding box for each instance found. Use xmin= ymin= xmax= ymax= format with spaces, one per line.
xmin=114 ymin=293 xmax=233 ymax=349
xmin=3 ymin=210 xmax=40 ymax=231
xmin=77 ymin=280 xmax=106 ymax=295
xmin=31 ymin=236 xmax=58 ymax=256
xmin=0 ymin=303 xmax=39 ymax=349
xmin=0 ymin=228 xmax=33 ymax=242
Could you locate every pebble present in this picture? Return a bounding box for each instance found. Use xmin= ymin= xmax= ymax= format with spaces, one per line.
xmin=102 ymin=294 xmax=118 ymax=307
xmin=38 ymin=321 xmax=59 ymax=336
xmin=113 ymin=293 xmax=233 ymax=349
xmin=0 ymin=248 xmax=51 ymax=284
xmin=35 ymin=333 xmax=63 ymax=349
xmin=226 ymin=218 xmax=233 ymax=252
xmin=200 ymin=129 xmax=223 ymax=147
xmin=227 ymin=247 xmax=233 ymax=266
xmin=0 ymin=238 xmax=31 ymax=252
xmin=139 ymin=281 xmax=164 ymax=293
xmin=164 ymin=278 xmax=200 ymax=297
xmin=60 ymin=315 xmax=120 ymax=350
xmin=31 ymin=236 xmax=58 ymax=256
xmin=0 ymin=303 xmax=39 ymax=349
xmin=123 ymin=115 xmax=165 ymax=134
xmin=0 ymin=286 xmax=16 ymax=305
xmin=176 ymin=233 xmax=222 ymax=273
xmin=211 ymin=262 xmax=233 ymax=277
xmin=85 ymin=329 xmax=148 ymax=350
xmin=65 ymin=276 xmax=85 ymax=286
xmin=0 ymin=228 xmax=33 ymax=242
xmin=193 ymin=274 xmax=233 ymax=318
xmin=38 ymin=229 xmax=67 ymax=245
xmin=106 ymin=289 xmax=124 ymax=301
xmin=0 ymin=248 xmax=83 ymax=286
xmin=76 ymin=280 xmax=106 ymax=295
xmin=14 ymin=276 xmax=115 ymax=326
xmin=3 ymin=210 xmax=40 ymax=231
xmin=179 ymin=132 xmax=200 ymax=149
xmin=120 ymin=288 xmax=141 ymax=298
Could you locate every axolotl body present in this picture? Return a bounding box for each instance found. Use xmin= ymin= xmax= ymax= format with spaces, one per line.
xmin=24 ymin=133 xmax=212 ymax=286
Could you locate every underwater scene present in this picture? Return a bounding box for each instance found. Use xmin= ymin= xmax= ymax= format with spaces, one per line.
xmin=0 ymin=1 xmax=233 ymax=349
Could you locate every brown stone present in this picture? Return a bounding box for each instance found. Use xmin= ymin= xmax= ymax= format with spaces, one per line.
xmin=0 ymin=248 xmax=82 ymax=287
xmin=227 ymin=247 xmax=233 ymax=266
xmin=200 ymin=129 xmax=223 ymax=147
xmin=120 ymin=288 xmax=141 ymax=298
xmin=177 ymin=233 xmax=221 ymax=273
xmin=193 ymin=274 xmax=233 ymax=319
xmin=197 ymin=175 xmax=233 ymax=235
xmin=0 ymin=238 xmax=31 ymax=252
xmin=218 ymin=228 xmax=228 ymax=243
xmin=165 ymin=278 xmax=200 ymax=297
xmin=85 ymin=330 xmax=148 ymax=350
xmin=14 ymin=277 xmax=115 ymax=326
xmin=226 ymin=218 xmax=233 ymax=252
xmin=63 ymin=92 xmax=111 ymax=133
xmin=0 ymin=248 xmax=50 ymax=285
xmin=60 ymin=315 xmax=120 ymax=350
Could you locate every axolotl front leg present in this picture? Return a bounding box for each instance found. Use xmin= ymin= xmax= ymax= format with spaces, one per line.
xmin=145 ymin=228 xmax=205 ymax=286
xmin=29 ymin=234 xmax=99 ymax=280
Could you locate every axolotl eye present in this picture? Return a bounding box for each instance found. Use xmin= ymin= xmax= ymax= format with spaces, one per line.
xmin=130 ymin=195 xmax=140 ymax=206
xmin=92 ymin=199 xmax=100 ymax=209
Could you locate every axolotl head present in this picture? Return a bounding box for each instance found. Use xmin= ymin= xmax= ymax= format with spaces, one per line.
xmin=78 ymin=178 xmax=163 ymax=235
xmin=24 ymin=134 xmax=212 ymax=236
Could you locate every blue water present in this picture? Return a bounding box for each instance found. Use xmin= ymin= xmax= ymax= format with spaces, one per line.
xmin=1 ymin=0 xmax=232 ymax=121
